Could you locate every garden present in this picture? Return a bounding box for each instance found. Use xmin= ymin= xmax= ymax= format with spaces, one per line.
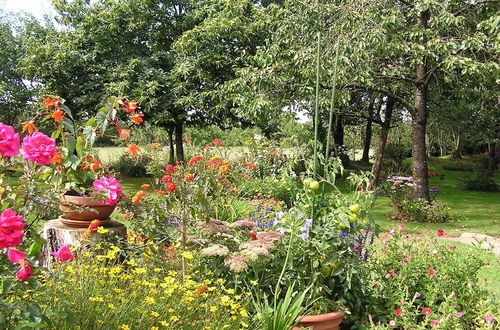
xmin=0 ymin=0 xmax=499 ymax=329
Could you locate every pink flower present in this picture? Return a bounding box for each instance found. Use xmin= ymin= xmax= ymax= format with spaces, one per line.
xmin=16 ymin=263 xmax=33 ymax=281
xmin=7 ymin=248 xmax=33 ymax=281
xmin=388 ymin=228 xmax=395 ymax=235
xmin=93 ymin=176 xmax=122 ymax=206
xmin=437 ymin=229 xmax=444 ymax=237
xmin=431 ymin=320 xmax=440 ymax=327
xmin=51 ymin=245 xmax=74 ymax=262
xmin=395 ymin=309 xmax=403 ymax=316
xmin=21 ymin=132 xmax=56 ymax=165
xmin=212 ymin=139 xmax=222 ymax=146
xmin=484 ymin=316 xmax=495 ymax=324
xmin=0 ymin=208 xmax=25 ymax=249
xmin=7 ymin=248 xmax=26 ymax=263
xmin=0 ymin=123 xmax=20 ymax=158
xmin=389 ymin=320 xmax=396 ymax=328
xmin=455 ymin=312 xmax=463 ymax=318
xmin=422 ymin=307 xmax=432 ymax=316
xmin=428 ymin=269 xmax=436 ymax=276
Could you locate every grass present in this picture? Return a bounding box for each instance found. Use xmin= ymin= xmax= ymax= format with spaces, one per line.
xmin=370 ymin=157 xmax=500 ymax=237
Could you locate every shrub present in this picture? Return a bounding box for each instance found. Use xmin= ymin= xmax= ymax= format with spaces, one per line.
xmin=239 ymin=175 xmax=301 ymax=207
xmin=386 ymin=182 xmax=456 ymax=223
xmin=368 ymin=228 xmax=498 ymax=329
xmin=37 ymin=243 xmax=250 ymax=329
xmin=463 ymin=174 xmax=499 ymax=192
xmin=110 ymin=153 xmax=152 ymax=177
xmin=442 ymin=164 xmax=475 ymax=172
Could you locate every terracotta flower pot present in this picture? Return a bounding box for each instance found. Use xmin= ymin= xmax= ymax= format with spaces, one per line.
xmin=59 ymin=195 xmax=116 ymax=226
xmin=293 ymin=311 xmax=345 ymax=330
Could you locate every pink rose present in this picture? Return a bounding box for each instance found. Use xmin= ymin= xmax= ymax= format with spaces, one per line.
xmin=16 ymin=263 xmax=33 ymax=281
xmin=21 ymin=132 xmax=56 ymax=165
xmin=0 ymin=123 xmax=20 ymax=158
xmin=93 ymin=176 xmax=122 ymax=206
xmin=0 ymin=209 xmax=25 ymax=249
xmin=51 ymin=245 xmax=74 ymax=262
xmin=7 ymin=248 xmax=26 ymax=264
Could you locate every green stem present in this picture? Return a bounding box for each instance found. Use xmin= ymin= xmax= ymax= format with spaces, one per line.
xmin=325 ymin=41 xmax=341 ymax=161
xmin=273 ymin=229 xmax=294 ymax=308
xmin=313 ymin=31 xmax=321 ymax=178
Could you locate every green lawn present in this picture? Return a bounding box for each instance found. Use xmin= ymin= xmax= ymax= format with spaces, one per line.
xmin=370 ymin=157 xmax=500 ymax=237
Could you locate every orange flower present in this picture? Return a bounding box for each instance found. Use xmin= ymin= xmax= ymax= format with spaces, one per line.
xmin=131 ymin=113 xmax=144 ymax=125
xmin=118 ymin=129 xmax=131 ymax=141
xmin=92 ymin=158 xmax=100 ymax=171
xmin=126 ymin=101 xmax=139 ymax=113
xmin=219 ymin=166 xmax=230 ymax=175
xmin=51 ymin=110 xmax=65 ymax=123
xmin=132 ymin=190 xmax=146 ymax=205
xmin=149 ymin=143 xmax=161 ymax=148
xmin=140 ymin=184 xmax=151 ymax=190
xmin=184 ymin=136 xmax=193 ymax=142
xmin=128 ymin=144 xmax=140 ymax=156
xmin=183 ymin=172 xmax=193 ymax=182
xmin=51 ymin=152 xmax=62 ymax=164
xmin=22 ymin=121 xmax=38 ymax=135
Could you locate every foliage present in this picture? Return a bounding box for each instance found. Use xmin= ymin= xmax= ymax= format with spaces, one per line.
xmin=239 ymin=174 xmax=301 ymax=207
xmin=184 ymin=126 xmax=261 ymax=147
xmin=385 ymin=181 xmax=456 ymax=223
xmin=463 ymin=174 xmax=499 ymax=192
xmin=368 ymin=228 xmax=498 ymax=329
xmin=382 ymin=142 xmax=411 ymax=175
xmin=110 ymin=153 xmax=152 ymax=178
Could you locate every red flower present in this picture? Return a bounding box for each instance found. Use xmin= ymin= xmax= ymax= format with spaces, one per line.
xmin=161 ymin=175 xmax=172 ymax=182
xmin=165 ymin=182 xmax=176 ymax=192
xmin=437 ymin=229 xmax=444 ymax=237
xmin=212 ymin=139 xmax=222 ymax=146
xmin=422 ymin=307 xmax=432 ymax=316
xmin=246 ymin=163 xmax=257 ymax=171
xmin=165 ymin=164 xmax=177 ymax=174
xmin=249 ymin=232 xmax=257 ymax=240
xmin=188 ymin=155 xmax=203 ymax=167
xmin=428 ymin=269 xmax=436 ymax=276
xmin=395 ymin=309 xmax=403 ymax=316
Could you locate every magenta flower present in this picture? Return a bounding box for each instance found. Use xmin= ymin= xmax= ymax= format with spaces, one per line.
xmin=93 ymin=176 xmax=122 ymax=206
xmin=431 ymin=320 xmax=440 ymax=327
xmin=21 ymin=132 xmax=56 ymax=165
xmin=0 ymin=123 xmax=20 ymax=158
xmin=16 ymin=263 xmax=33 ymax=281
xmin=0 ymin=209 xmax=25 ymax=249
xmin=456 ymin=312 xmax=463 ymax=318
xmin=7 ymin=248 xmax=26 ymax=264
xmin=51 ymin=245 xmax=74 ymax=262
xmin=484 ymin=316 xmax=495 ymax=324
xmin=7 ymin=248 xmax=33 ymax=281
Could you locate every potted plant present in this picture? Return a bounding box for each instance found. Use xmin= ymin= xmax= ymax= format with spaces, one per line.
xmin=23 ymin=96 xmax=143 ymax=227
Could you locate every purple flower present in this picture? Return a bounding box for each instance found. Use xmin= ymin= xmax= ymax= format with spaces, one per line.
xmin=413 ymin=292 xmax=421 ymax=299
xmin=484 ymin=316 xmax=495 ymax=325
xmin=276 ymin=211 xmax=285 ymax=218
xmin=272 ymin=219 xmax=279 ymax=226
xmin=339 ymin=232 xmax=347 ymax=239
xmin=300 ymin=232 xmax=309 ymax=240
xmin=455 ymin=312 xmax=463 ymax=318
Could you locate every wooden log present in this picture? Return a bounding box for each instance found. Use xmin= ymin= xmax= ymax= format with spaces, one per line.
xmin=39 ymin=219 xmax=127 ymax=268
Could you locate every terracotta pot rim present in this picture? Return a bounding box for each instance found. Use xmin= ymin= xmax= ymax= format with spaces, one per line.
xmin=60 ymin=195 xmax=100 ymax=204
xmin=297 ymin=311 xmax=346 ymax=322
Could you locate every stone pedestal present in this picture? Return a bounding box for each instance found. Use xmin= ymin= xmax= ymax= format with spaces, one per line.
xmin=40 ymin=219 xmax=127 ymax=268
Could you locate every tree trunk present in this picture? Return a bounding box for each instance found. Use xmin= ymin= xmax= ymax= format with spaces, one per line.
xmin=371 ymin=96 xmax=395 ymax=186
xmin=174 ymin=121 xmax=184 ymax=162
xmin=361 ymin=99 xmax=375 ymax=163
xmin=450 ymin=129 xmax=462 ymax=159
xmin=411 ymin=9 xmax=431 ymax=202
xmin=167 ymin=126 xmax=175 ymax=165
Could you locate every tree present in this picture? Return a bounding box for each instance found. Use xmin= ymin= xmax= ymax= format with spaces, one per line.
xmin=0 ymin=15 xmax=32 ymax=125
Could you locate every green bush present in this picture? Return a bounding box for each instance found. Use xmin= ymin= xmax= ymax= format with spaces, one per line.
xmin=368 ymin=229 xmax=498 ymax=329
xmin=463 ymin=174 xmax=499 ymax=192
xmin=185 ymin=126 xmax=261 ymax=147
xmin=110 ymin=153 xmax=152 ymax=177
xmin=239 ymin=175 xmax=301 ymax=207
xmin=386 ymin=182 xmax=456 ymax=223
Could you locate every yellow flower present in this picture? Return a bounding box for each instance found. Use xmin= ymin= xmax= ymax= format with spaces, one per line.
xmin=154 ymin=268 xmax=161 ymax=273
xmin=181 ymin=251 xmax=193 ymax=260
xmin=151 ymin=327 xmax=159 ymax=330
xmin=241 ymin=321 xmax=249 ymax=328
xmin=250 ymin=280 xmax=258 ymax=286
xmin=145 ymin=296 xmax=156 ymax=305
xmin=210 ymin=306 xmax=218 ymax=312
xmin=133 ymin=267 xmax=147 ymax=275
xmin=170 ymin=316 xmax=179 ymax=322
xmin=108 ymin=304 xmax=116 ymax=310
xmin=240 ymin=308 xmax=248 ymax=317
xmin=119 ymin=325 xmax=130 ymax=330
xmin=151 ymin=311 xmax=160 ymax=317
xmin=89 ymin=296 xmax=104 ymax=302
xmin=167 ymin=308 xmax=174 ymax=313
xmin=97 ymin=226 xmax=109 ymax=234
xmin=159 ymin=321 xmax=169 ymax=327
